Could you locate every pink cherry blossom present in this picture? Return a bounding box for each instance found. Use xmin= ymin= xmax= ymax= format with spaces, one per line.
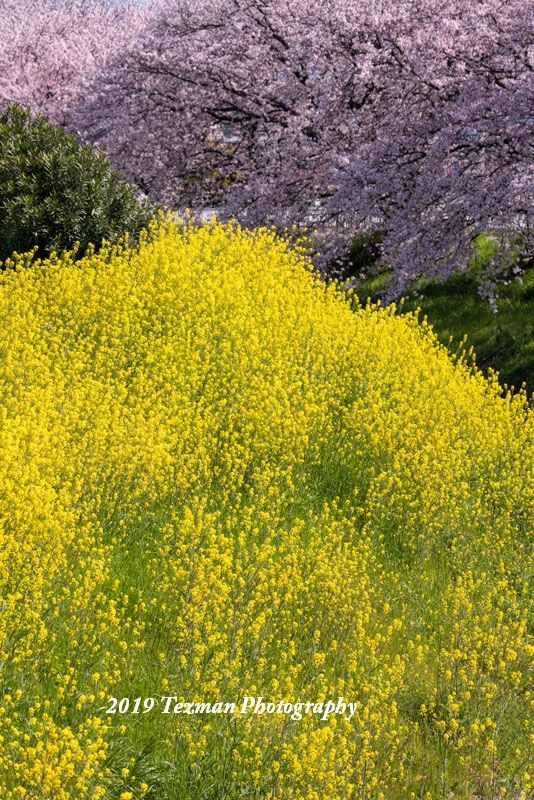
xmin=2 ymin=0 xmax=532 ymax=292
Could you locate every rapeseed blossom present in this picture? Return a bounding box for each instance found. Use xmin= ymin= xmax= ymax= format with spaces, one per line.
xmin=0 ymin=219 xmax=532 ymax=798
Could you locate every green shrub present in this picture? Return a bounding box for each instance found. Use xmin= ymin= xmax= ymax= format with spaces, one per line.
xmin=0 ymin=104 xmax=153 ymax=264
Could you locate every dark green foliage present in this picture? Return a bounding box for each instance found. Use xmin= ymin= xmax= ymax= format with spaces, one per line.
xmin=340 ymin=230 xmax=384 ymax=281
xmin=0 ymin=104 xmax=153 ymax=264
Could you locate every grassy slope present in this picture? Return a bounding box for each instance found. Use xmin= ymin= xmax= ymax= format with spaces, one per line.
xmin=354 ymin=265 xmax=534 ymax=397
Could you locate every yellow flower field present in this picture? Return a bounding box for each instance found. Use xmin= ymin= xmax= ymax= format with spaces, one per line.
xmin=0 ymin=219 xmax=532 ymax=799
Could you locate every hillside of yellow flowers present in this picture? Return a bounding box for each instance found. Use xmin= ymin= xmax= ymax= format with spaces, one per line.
xmin=0 ymin=219 xmax=532 ymax=799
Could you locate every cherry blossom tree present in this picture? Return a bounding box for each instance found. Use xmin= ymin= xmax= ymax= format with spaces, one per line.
xmin=73 ymin=0 xmax=532 ymax=293
xmin=0 ymin=0 xmax=147 ymax=126
xmin=3 ymin=0 xmax=532 ymax=293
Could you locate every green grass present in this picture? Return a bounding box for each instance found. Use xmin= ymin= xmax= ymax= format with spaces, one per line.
xmin=352 ymin=259 xmax=534 ymax=398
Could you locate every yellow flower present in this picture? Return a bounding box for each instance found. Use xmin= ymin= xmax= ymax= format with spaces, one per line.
xmin=0 ymin=218 xmax=531 ymax=799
